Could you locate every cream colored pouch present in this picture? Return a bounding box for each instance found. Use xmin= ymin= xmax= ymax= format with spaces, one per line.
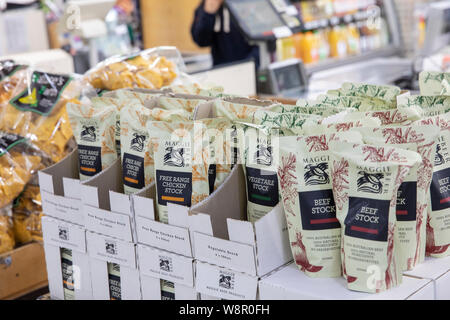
xmin=415 ymin=113 xmax=450 ymax=257
xmin=360 ymin=126 xmax=439 ymax=269
xmin=330 ymin=141 xmax=421 ymax=292
xmin=278 ymin=131 xmax=362 ymax=278
xmin=67 ymin=102 xmax=117 ymax=181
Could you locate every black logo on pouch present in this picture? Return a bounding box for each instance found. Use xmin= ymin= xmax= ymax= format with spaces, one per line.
xmin=304 ymin=162 xmax=330 ymax=186
xmin=357 ymin=171 xmax=384 ymax=194
xmin=435 ymin=144 xmax=445 ymax=166
xmin=130 ymin=133 xmax=147 ymax=152
xmin=81 ymin=125 xmax=96 ymax=142
xmin=164 ymin=147 xmax=185 ymax=167
xmin=254 ymin=144 xmax=272 ymax=166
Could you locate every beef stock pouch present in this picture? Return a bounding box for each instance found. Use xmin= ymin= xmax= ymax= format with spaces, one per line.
xmin=415 ymin=113 xmax=450 ymax=257
xmin=329 ymin=141 xmax=421 ymax=292
xmin=277 ymin=131 xmax=362 ymax=277
xmin=361 ymin=125 xmax=440 ymax=270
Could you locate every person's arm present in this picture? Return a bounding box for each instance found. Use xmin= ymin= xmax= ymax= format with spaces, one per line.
xmin=191 ymin=0 xmax=222 ymax=47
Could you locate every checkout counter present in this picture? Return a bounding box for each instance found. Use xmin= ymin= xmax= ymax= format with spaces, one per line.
xmin=184 ymin=0 xmax=450 ymax=100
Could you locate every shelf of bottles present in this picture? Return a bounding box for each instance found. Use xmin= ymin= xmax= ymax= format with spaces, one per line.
xmin=276 ymin=0 xmax=392 ymax=67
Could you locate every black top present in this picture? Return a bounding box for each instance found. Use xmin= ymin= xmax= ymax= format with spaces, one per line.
xmin=191 ymin=2 xmax=260 ymax=68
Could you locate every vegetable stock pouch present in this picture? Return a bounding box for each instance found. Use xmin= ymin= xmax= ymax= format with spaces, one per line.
xmin=419 ymin=71 xmax=450 ymax=96
xmin=269 ymin=103 xmax=349 ymax=116
xmin=241 ymin=124 xmax=282 ymax=223
xmin=316 ymin=94 xmax=394 ymax=111
xmin=149 ymin=118 xmax=231 ymax=223
xmin=277 ymin=131 xmax=363 ymax=278
xmin=67 ymin=102 xmax=117 ymax=181
xmin=361 ymin=125 xmax=439 ymax=270
xmin=328 ymin=82 xmax=401 ymax=107
xmin=329 ymin=141 xmax=421 ymax=292
xmin=251 ymin=110 xmax=321 ymax=135
xmin=120 ymin=105 xmax=190 ymax=194
xmin=397 ymin=95 xmax=450 ymax=117
xmin=415 ymin=113 xmax=450 ymax=257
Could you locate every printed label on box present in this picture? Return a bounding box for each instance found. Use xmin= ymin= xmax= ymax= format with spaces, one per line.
xmin=83 ymin=205 xmax=133 ymax=242
xmin=135 ymin=217 xmax=192 ymax=257
xmin=41 ymin=190 xmax=82 ymax=224
xmin=137 ymin=245 xmax=194 ymax=287
xmin=86 ymin=232 xmax=136 ymax=268
xmin=195 ymin=262 xmax=258 ymax=300
xmin=193 ymin=232 xmax=256 ymax=276
xmin=42 ymin=217 xmax=86 ymax=253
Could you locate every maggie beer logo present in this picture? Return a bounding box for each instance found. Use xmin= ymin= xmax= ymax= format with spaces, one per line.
xmin=218 ymin=271 xmax=235 ymax=290
xmin=435 ymin=144 xmax=445 ymax=166
xmin=254 ymin=144 xmax=272 ymax=166
xmin=130 ymin=133 xmax=147 ymax=152
xmin=159 ymin=256 xmax=172 ymax=272
xmin=357 ymin=171 xmax=384 ymax=194
xmin=304 ymin=162 xmax=330 ymax=186
xmin=81 ymin=125 xmax=96 ymax=142
xmin=58 ymin=226 xmax=69 ymax=241
xmin=105 ymin=241 xmax=117 ymax=255
xmin=164 ymin=146 xmax=185 ymax=167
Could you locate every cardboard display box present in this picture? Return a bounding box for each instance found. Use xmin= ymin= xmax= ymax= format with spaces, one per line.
xmin=133 ymin=164 xmax=292 ymax=279
xmin=42 ymin=216 xmax=93 ymax=300
xmin=80 ymin=159 xmax=137 ymax=243
xmin=138 ymin=244 xmax=198 ymax=300
xmin=195 ymin=261 xmax=259 ymax=300
xmin=259 ymin=263 xmax=435 ymax=300
xmin=0 ymin=242 xmax=48 ymax=300
xmin=133 ymin=185 xmax=193 ymax=258
xmin=39 ymin=150 xmax=84 ymax=227
xmin=87 ymin=231 xmax=141 ymax=300
xmin=190 ymin=165 xmax=292 ymax=278
xmin=404 ymin=256 xmax=450 ymax=300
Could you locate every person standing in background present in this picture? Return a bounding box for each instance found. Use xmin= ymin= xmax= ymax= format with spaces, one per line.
xmin=191 ymin=0 xmax=260 ymax=68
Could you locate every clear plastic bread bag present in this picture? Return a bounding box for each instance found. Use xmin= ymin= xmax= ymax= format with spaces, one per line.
xmin=85 ymin=46 xmax=185 ymax=91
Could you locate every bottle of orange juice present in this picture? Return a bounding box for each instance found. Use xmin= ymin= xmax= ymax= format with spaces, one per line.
xmin=300 ymin=31 xmax=317 ymax=64
xmin=293 ymin=33 xmax=303 ymax=59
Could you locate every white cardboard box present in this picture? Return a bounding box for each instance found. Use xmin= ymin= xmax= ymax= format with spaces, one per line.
xmin=42 ymin=216 xmax=93 ymax=300
xmin=133 ymin=185 xmax=193 ymax=257
xmin=190 ymin=165 xmax=292 ymax=277
xmin=80 ymin=159 xmax=137 ymax=242
xmin=404 ymin=256 xmax=450 ymax=300
xmin=195 ymin=261 xmax=259 ymax=300
xmin=133 ymin=164 xmax=292 ymax=278
xmin=86 ymin=231 xmax=141 ymax=300
xmin=259 ymin=263 xmax=435 ymax=300
xmin=39 ymin=150 xmax=84 ymax=226
xmin=137 ymin=244 xmax=198 ymax=300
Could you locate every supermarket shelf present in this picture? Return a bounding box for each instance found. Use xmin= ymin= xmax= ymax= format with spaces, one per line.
xmin=301 ymin=9 xmax=376 ymax=32
xmin=305 ymin=46 xmax=400 ymax=74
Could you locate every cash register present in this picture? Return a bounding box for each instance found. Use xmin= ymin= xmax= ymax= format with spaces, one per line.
xmin=225 ymin=0 xmax=309 ymax=97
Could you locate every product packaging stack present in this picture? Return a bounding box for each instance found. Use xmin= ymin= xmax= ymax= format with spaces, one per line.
xmin=35 ymin=47 xmax=450 ymax=300
xmin=0 ymin=58 xmax=81 ymax=255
